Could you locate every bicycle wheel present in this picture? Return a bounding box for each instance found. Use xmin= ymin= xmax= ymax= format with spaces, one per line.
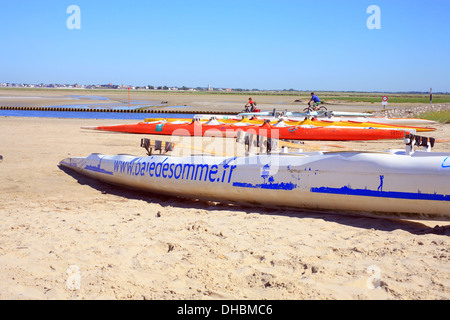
xmin=318 ymin=106 xmax=328 ymax=112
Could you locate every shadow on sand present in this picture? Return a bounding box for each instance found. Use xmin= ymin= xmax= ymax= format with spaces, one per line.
xmin=59 ymin=165 xmax=449 ymax=237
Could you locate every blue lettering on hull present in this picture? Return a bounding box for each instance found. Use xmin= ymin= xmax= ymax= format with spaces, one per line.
xmin=111 ymin=158 xmax=237 ymax=184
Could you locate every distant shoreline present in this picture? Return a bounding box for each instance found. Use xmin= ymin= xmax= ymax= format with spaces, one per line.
xmin=1 ymin=86 xmax=448 ymax=95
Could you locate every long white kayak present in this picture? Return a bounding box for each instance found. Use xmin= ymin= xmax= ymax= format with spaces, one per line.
xmin=309 ymin=116 xmax=437 ymax=126
xmin=250 ymin=115 xmax=437 ymax=125
xmin=291 ymin=111 xmax=375 ymax=117
xmin=60 ymin=151 xmax=450 ymax=220
xmin=238 ymin=111 xmax=375 ymax=117
xmin=252 ymin=116 xmax=437 ymax=126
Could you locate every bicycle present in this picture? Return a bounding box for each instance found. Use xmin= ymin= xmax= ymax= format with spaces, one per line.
xmin=241 ymin=104 xmax=261 ymax=113
xmin=303 ymin=102 xmax=327 ymax=113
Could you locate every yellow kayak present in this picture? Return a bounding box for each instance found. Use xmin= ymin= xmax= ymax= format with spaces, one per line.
xmin=144 ymin=117 xmax=436 ymax=132
xmin=300 ymin=118 xmax=436 ymax=132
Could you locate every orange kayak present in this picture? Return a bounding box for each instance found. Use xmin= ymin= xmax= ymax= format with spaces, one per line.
xmin=83 ymin=121 xmax=410 ymax=141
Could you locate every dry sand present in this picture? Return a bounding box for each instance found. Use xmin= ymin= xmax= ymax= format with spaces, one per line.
xmin=0 ymin=93 xmax=449 ymax=300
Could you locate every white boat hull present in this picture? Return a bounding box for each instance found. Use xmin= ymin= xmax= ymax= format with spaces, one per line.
xmin=60 ymin=151 xmax=450 ymax=220
xmin=312 ymin=116 xmax=437 ymax=126
xmin=238 ymin=111 xmax=375 ymax=117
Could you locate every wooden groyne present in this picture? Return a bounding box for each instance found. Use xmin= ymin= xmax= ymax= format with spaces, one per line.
xmin=0 ymin=106 xmax=237 ymax=115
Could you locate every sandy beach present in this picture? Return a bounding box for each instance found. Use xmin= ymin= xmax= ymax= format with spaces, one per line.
xmin=0 ymin=92 xmax=449 ymax=300
xmin=2 ymin=0 xmax=449 ymax=303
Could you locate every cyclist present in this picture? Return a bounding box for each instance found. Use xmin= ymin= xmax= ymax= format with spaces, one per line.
xmin=309 ymin=92 xmax=321 ymax=110
xmin=245 ymin=97 xmax=257 ymax=112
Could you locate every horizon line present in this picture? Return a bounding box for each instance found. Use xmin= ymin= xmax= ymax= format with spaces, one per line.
xmin=0 ymin=84 xmax=448 ymax=95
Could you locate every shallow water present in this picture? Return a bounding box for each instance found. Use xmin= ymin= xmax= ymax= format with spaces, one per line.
xmin=0 ymin=109 xmax=194 ymax=120
xmin=66 ymin=95 xmax=111 ymax=101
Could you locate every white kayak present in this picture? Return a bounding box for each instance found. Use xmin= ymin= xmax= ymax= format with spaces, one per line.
xmin=291 ymin=111 xmax=375 ymax=117
xmin=310 ymin=116 xmax=438 ymax=126
xmin=250 ymin=115 xmax=437 ymax=126
xmin=60 ymin=150 xmax=450 ymax=220
xmin=238 ymin=111 xmax=375 ymax=117
xmin=194 ymin=114 xmax=243 ymax=121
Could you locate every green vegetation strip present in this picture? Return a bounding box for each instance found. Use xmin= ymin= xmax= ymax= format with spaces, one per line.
xmin=415 ymin=110 xmax=450 ymax=124
xmin=322 ymin=95 xmax=450 ymax=104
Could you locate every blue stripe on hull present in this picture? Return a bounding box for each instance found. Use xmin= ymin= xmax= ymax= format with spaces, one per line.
xmin=310 ymin=186 xmax=450 ymax=201
xmin=85 ymin=165 xmax=114 ymax=175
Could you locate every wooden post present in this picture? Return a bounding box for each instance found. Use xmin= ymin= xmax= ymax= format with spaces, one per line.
xmin=128 ymin=87 xmax=131 ymax=109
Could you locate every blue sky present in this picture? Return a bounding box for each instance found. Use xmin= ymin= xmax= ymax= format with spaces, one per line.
xmin=0 ymin=0 xmax=449 ymax=92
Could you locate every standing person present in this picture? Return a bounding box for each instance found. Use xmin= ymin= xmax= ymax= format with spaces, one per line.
xmin=245 ymin=97 xmax=257 ymax=112
xmin=309 ymin=92 xmax=321 ymax=110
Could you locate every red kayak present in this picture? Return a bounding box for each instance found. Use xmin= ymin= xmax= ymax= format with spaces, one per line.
xmin=82 ymin=120 xmax=410 ymax=141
